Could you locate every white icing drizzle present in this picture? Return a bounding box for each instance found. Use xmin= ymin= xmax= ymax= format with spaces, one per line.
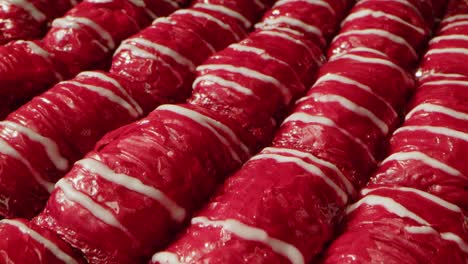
xmin=115 ymin=43 xmax=183 ymax=85
xmin=127 ymin=37 xmax=195 ymax=71
xmin=274 ymin=0 xmax=336 ymax=17
xmin=426 ymin=48 xmax=468 ymax=56
xmin=251 ymin=153 xmax=348 ymax=203
xmin=197 ymin=64 xmax=292 ymax=104
xmin=152 ymin=251 xmax=184 ymax=264
xmin=358 ymin=0 xmax=423 ymax=21
xmin=193 ymin=74 xmax=255 ymax=96
xmin=347 ymin=194 xmax=430 ymax=225
xmin=406 ymin=103 xmax=468 ymax=121
xmin=418 ymin=72 xmax=466 ymax=81
xmin=441 ymin=20 xmax=468 ymax=31
xmin=160 ymin=0 xmax=179 ymax=9
xmin=331 ymin=53 xmax=409 ymax=82
xmin=6 ymin=0 xmax=46 ymax=22
xmin=0 ymin=137 xmax=54 ymax=192
xmin=334 ymin=29 xmax=417 ymax=59
xmin=394 ymin=125 xmax=468 ymax=142
xmin=52 ymin=16 xmax=115 ymax=49
xmin=77 ymin=157 xmax=186 ymax=222
xmin=257 ymin=30 xmax=312 ymax=56
xmin=0 ymin=219 xmax=79 ymax=264
xmin=194 ymin=3 xmax=251 ymax=28
xmin=16 ymin=40 xmax=63 ymax=81
xmin=174 ymin=9 xmax=240 ymax=41
xmin=1 ymin=121 xmax=68 ymax=170
xmin=78 ymin=71 xmax=143 ymax=115
xmin=263 ymin=147 xmax=355 ymax=195
xmin=192 ymin=216 xmax=305 ymax=264
xmin=260 ymin=16 xmax=323 ymax=40
xmin=443 ymin=14 xmax=468 ymax=23
xmin=283 ymin=113 xmax=376 ymax=163
xmin=152 ymin=16 xmax=216 ymax=54
xmin=127 ymin=0 xmax=158 ymax=19
xmin=253 ymin=0 xmax=266 ymax=9
xmin=310 ymin=73 xmax=397 ymax=118
xmin=55 ymin=179 xmax=133 ymax=237
xmin=422 ymin=79 xmax=468 ymax=88
xmin=362 ymin=186 xmax=461 ymax=212
xmin=344 ymin=47 xmax=388 ymax=57
xmin=306 ymin=93 xmax=389 ymax=134
xmin=382 ymin=151 xmax=462 ymax=177
xmin=342 ymin=9 xmax=425 ymax=35
xmin=405 ymin=226 xmax=468 ymax=253
xmin=429 ymin=34 xmax=468 ymax=44
xmin=229 ymin=43 xmax=290 ymax=68
xmin=157 ymin=104 xmax=250 ymax=163
xmin=64 ymin=80 xmax=140 ymax=118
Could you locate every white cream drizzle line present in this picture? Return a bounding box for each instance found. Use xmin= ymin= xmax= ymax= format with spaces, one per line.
xmin=77 ymin=157 xmax=186 ymax=222
xmin=406 ymin=103 xmax=468 ymax=121
xmin=330 ymin=53 xmax=410 ymax=83
xmin=394 ymin=125 xmax=468 ymax=142
xmin=283 ymin=113 xmax=376 ymax=163
xmin=429 ymin=34 xmax=468 ymax=44
xmin=0 ymin=121 xmax=68 ymax=170
xmin=334 ymin=29 xmax=417 ymax=59
xmin=253 ymin=0 xmax=266 ymax=9
xmin=443 ymin=15 xmax=468 ymax=23
xmin=421 ymin=79 xmax=468 ymax=87
xmin=405 ymin=226 xmax=468 ymax=253
xmin=193 ymin=74 xmax=255 ymax=96
xmin=6 ymin=0 xmax=46 ymax=22
xmin=309 ymin=73 xmax=397 ymax=118
xmin=64 ymin=80 xmax=140 ymax=118
xmin=126 ymin=0 xmax=158 ymax=19
xmin=417 ymin=72 xmax=466 ymax=81
xmin=197 ymin=64 xmax=291 ymax=105
xmin=362 ymin=186 xmax=461 ymax=212
xmin=251 ymin=153 xmax=348 ymax=203
xmin=77 ymin=71 xmax=143 ymax=115
xmin=357 ymin=0 xmax=423 ymax=21
xmin=157 ymin=104 xmax=250 ymax=163
xmin=426 ymin=48 xmax=468 ymax=56
xmin=174 ymin=9 xmax=241 ymax=41
xmin=274 ymin=0 xmax=336 ymax=17
xmin=259 ymin=16 xmax=323 ymax=41
xmin=382 ymin=151 xmax=463 ymax=177
xmin=304 ymin=93 xmax=389 ymax=134
xmin=263 ymin=147 xmax=355 ymax=195
xmin=16 ymin=40 xmax=63 ymax=81
xmin=441 ymin=21 xmax=468 ymax=31
xmin=56 ymin=179 xmax=133 ymax=238
xmin=194 ymin=3 xmax=251 ymax=28
xmin=192 ymin=217 xmax=305 ymax=264
xmin=0 ymin=138 xmax=53 ymax=192
xmin=0 ymin=219 xmax=79 ymax=264
xmin=152 ymin=251 xmax=184 ymax=264
xmin=126 ymin=37 xmax=195 ymax=71
xmin=115 ymin=43 xmax=184 ymax=86
xmin=342 ymin=9 xmax=425 ymax=35
xmin=52 ymin=16 xmax=115 ymax=49
xmin=347 ymin=194 xmax=430 ymax=225
xmin=257 ymin=30 xmax=314 ymax=58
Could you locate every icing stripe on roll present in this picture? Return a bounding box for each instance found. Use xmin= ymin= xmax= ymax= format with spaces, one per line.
xmin=394 ymin=125 xmax=468 ymax=142
xmin=194 ymin=3 xmax=251 ymax=28
xmin=0 ymin=219 xmax=79 ymax=264
xmin=347 ymin=194 xmax=430 ymax=225
xmin=274 ymin=0 xmax=336 ymax=17
xmin=251 ymin=153 xmax=348 ymax=203
xmin=191 ymin=216 xmax=305 ymax=264
xmin=405 ymin=103 xmax=468 ymax=121
xmin=382 ymin=151 xmax=463 ymax=177
xmin=6 ymin=0 xmax=46 ymax=22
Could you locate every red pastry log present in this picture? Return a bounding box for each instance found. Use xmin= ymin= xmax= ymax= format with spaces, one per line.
xmin=0 ymin=0 xmax=268 ymax=219
xmin=151 ymin=48 xmax=415 ymax=264
xmin=0 ymin=0 xmax=183 ymax=118
xmin=0 ymin=0 xmax=78 ymax=45
xmin=150 ymin=0 xmax=445 ymax=263
xmin=322 ymin=2 xmax=468 ymax=263
xmin=25 ymin=1 xmax=329 ymax=262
